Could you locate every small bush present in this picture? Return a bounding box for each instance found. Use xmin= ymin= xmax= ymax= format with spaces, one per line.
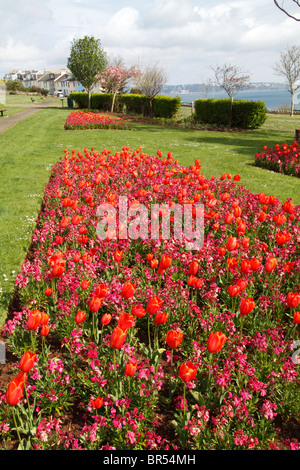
xmin=194 ymin=99 xmax=267 ymax=129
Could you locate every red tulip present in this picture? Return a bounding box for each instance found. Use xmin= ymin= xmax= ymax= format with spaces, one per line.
xmin=188 ymin=274 xmax=197 ymax=287
xmin=286 ymin=292 xmax=300 ymax=309
xmin=240 ymin=259 xmax=251 ymax=274
xmin=91 ymin=396 xmax=104 ymax=409
xmin=154 ymin=312 xmax=168 ymax=325
xmin=227 ymin=257 xmax=238 ymax=270
xmin=273 ymin=214 xmax=286 ymax=226
xmin=81 ymin=279 xmax=90 ymax=290
xmin=293 ymin=311 xmax=300 ymax=324
xmin=44 ymin=287 xmax=53 ymax=296
xmin=121 ymin=281 xmax=135 ymax=300
xmin=60 ymin=216 xmax=69 ymax=228
xmin=110 ymin=326 xmax=127 ymax=349
xmin=207 ymin=331 xmax=227 ymax=353
xmin=19 ymin=351 xmax=36 ymax=373
xmin=71 ymin=215 xmax=82 ymax=225
xmin=40 ymin=312 xmax=49 ymax=326
xmin=236 ymin=222 xmax=246 ymax=236
xmin=240 ymin=297 xmax=256 ymax=316
xmin=250 ymin=258 xmax=261 ymax=271
xmin=101 ymin=313 xmax=112 ymax=325
xmin=131 ymin=304 xmax=146 ymax=318
xmin=276 ymin=231 xmax=291 ymax=245
xmin=75 ymin=310 xmax=87 ymax=324
xmin=166 ymin=329 xmax=183 ymax=348
xmin=264 ymin=256 xmax=277 ymax=273
xmin=27 ymin=310 xmax=42 ymax=330
xmin=236 ymin=279 xmax=248 ymax=291
xmin=226 ymin=236 xmax=238 ymax=251
xmin=51 ymin=260 xmax=65 ymax=278
xmin=6 ymin=372 xmax=26 ymax=406
xmin=40 ymin=324 xmax=50 ymax=336
xmin=146 ymin=296 xmax=163 ymax=316
xmin=189 ymin=260 xmax=199 ymax=276
xmin=228 ymin=285 xmax=240 ymax=297
xmin=179 ymin=361 xmax=197 ymax=383
xmin=89 ymin=296 xmax=102 ymax=313
xmin=95 ymin=284 xmax=108 ymax=298
xmin=114 ymin=250 xmax=123 ymax=262
xmin=157 ymin=254 xmax=172 ymax=274
xmin=224 ymin=212 xmax=234 ymax=224
xmin=124 ymin=361 xmax=137 ymax=377
xmin=118 ymin=311 xmax=135 ymax=330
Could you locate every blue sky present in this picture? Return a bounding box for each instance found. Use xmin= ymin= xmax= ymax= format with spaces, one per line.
xmin=1 ymin=0 xmax=300 ymax=84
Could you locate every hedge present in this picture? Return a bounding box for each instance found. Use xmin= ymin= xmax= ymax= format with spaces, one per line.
xmin=69 ymin=92 xmax=181 ymax=119
xmin=193 ymin=98 xmax=267 ymax=129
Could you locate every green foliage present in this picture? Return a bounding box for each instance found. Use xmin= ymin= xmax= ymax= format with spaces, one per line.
xmin=194 ymin=98 xmax=267 ymax=129
xmin=5 ymin=80 xmax=27 ymax=92
xmin=67 ymin=35 xmax=107 ymax=108
xmin=152 ymin=95 xmax=181 ymax=118
xmin=70 ymin=92 xmax=181 ymax=118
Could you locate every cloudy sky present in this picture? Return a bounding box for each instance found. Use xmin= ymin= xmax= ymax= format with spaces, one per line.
xmin=1 ymin=0 xmax=300 ymax=84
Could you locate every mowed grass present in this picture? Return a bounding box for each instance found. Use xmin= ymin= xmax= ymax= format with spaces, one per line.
xmin=0 ymin=106 xmax=299 ymax=324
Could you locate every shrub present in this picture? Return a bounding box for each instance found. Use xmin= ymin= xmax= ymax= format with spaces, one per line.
xmin=70 ymin=92 xmax=181 ymax=118
xmin=194 ymin=99 xmax=267 ymax=129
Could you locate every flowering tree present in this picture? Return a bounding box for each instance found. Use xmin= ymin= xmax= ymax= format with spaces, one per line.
xmin=99 ymin=65 xmax=141 ymax=112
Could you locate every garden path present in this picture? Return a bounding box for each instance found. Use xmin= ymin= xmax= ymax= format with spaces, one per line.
xmin=0 ymin=97 xmax=58 ymax=134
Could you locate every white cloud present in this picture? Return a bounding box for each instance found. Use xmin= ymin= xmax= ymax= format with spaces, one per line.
xmin=0 ymin=0 xmax=299 ymax=83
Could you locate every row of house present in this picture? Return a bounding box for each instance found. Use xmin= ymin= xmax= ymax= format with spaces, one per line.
xmin=3 ymin=69 xmax=99 ymax=96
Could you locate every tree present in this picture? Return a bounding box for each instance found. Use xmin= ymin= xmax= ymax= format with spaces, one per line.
xmin=211 ymin=63 xmax=250 ymax=126
xmin=133 ymin=63 xmax=168 ymax=117
xmin=67 ymin=36 xmax=107 ymax=110
xmin=273 ymin=45 xmax=300 ymax=116
xmin=274 ymin=0 xmax=300 ymax=21
xmin=98 ymin=64 xmax=141 ymax=112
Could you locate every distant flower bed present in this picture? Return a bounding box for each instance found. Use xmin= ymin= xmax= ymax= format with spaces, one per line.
xmin=255 ymin=141 xmax=300 ymax=178
xmin=64 ymin=110 xmax=129 ymax=130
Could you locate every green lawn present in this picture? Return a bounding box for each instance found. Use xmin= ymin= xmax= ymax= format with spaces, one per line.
xmin=4 ymin=93 xmax=48 ymax=106
xmin=0 ymin=106 xmax=299 ymax=325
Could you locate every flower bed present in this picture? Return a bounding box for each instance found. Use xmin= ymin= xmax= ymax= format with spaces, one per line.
xmin=64 ymin=110 xmax=129 ymax=130
xmin=255 ymin=141 xmax=300 ymax=177
xmin=0 ymin=146 xmax=300 ymax=450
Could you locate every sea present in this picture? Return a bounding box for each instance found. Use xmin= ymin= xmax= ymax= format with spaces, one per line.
xmin=163 ymin=87 xmax=300 ymax=111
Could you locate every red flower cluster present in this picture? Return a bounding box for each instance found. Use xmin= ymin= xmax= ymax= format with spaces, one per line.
xmin=255 ymin=141 xmax=300 ymax=177
xmin=64 ymin=110 xmax=129 ymax=130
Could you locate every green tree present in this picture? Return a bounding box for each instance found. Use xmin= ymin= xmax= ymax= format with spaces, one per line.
xmin=67 ymin=36 xmax=107 ymax=110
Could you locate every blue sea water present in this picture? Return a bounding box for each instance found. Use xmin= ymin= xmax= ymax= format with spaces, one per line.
xmin=165 ymin=88 xmax=299 ymax=111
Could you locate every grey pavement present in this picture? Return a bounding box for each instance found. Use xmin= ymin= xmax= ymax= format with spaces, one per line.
xmin=0 ymin=97 xmax=59 ymax=135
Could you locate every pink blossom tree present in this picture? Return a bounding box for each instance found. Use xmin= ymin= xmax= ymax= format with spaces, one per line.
xmin=98 ymin=65 xmax=141 ymax=112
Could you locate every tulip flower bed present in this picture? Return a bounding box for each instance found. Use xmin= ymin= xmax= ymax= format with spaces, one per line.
xmin=255 ymin=141 xmax=300 ymax=178
xmin=64 ymin=110 xmax=129 ymax=130
xmin=0 ymin=145 xmax=300 ymax=451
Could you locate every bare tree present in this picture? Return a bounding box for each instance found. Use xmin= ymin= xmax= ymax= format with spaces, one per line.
xmin=274 ymin=45 xmax=300 ymax=116
xmin=133 ymin=63 xmax=168 ymax=117
xmin=211 ymin=63 xmax=250 ymax=126
xmin=274 ymin=0 xmax=300 ymax=21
